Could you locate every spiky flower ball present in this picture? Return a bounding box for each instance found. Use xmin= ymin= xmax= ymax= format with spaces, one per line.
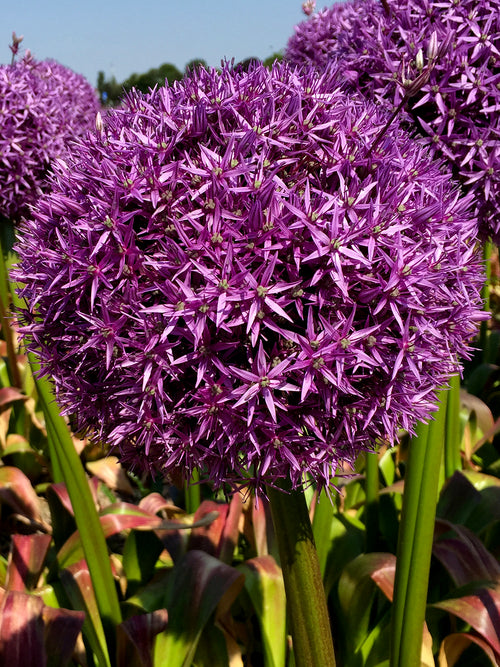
xmin=0 ymin=51 xmax=100 ymax=222
xmin=286 ymin=0 xmax=500 ymax=241
xmin=15 ymin=62 xmax=485 ymax=492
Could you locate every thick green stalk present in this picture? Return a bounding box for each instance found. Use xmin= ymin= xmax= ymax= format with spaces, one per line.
xmin=444 ymin=374 xmax=461 ymax=479
xmin=28 ymin=351 xmax=121 ymax=665
xmin=364 ymin=450 xmax=380 ymax=552
xmin=390 ymin=389 xmax=448 ymax=667
xmin=184 ymin=467 xmax=201 ymax=514
xmin=267 ymin=481 xmax=336 ymax=667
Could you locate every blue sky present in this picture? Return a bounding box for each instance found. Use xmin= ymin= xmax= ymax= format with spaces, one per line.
xmin=2 ymin=0 xmax=318 ymax=87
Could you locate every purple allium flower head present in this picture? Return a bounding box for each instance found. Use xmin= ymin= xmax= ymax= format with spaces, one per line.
xmin=0 ymin=51 xmax=100 ymax=222
xmin=286 ymin=0 xmax=500 ymax=242
xmin=15 ymin=61 xmax=485 ymax=493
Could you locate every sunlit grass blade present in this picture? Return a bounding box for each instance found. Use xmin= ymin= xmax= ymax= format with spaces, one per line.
xmin=390 ymin=388 xmax=448 ymax=667
xmin=28 ymin=351 xmax=121 ymax=664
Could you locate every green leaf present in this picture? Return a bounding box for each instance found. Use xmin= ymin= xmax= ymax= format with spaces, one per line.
xmin=323 ymin=514 xmax=366 ymax=596
xmin=122 ymin=531 xmax=164 ymax=597
xmin=239 ymin=555 xmax=286 ymax=667
xmin=153 ymin=550 xmax=244 ymax=667
xmin=192 ymin=625 xmax=231 ymax=667
xmin=124 ymin=569 xmax=172 ymax=615
xmin=337 ymin=552 xmax=394 ymax=655
xmin=28 ymin=354 xmax=121 ymax=661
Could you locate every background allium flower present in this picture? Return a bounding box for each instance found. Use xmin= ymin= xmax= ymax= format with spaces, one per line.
xmin=0 ymin=51 xmax=101 ymax=222
xmin=15 ymin=62 xmax=485 ymax=492
xmin=286 ymin=0 xmax=500 ymax=242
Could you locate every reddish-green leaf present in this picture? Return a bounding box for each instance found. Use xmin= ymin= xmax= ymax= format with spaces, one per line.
xmin=188 ymin=500 xmax=228 ymax=557
xmin=59 ymin=559 xmax=110 ymax=667
xmin=432 ymin=589 xmax=500 ymax=655
xmin=86 ymin=456 xmax=135 ymax=496
xmin=57 ymin=506 xmax=163 ymax=568
xmin=434 ymin=519 xmax=500 ymax=588
xmin=2 ymin=434 xmax=44 ymax=481
xmin=438 ymin=632 xmax=498 ymax=666
xmin=49 ymin=479 xmax=99 ymax=516
xmin=0 ymin=589 xmax=46 ymax=666
xmin=42 ymin=605 xmax=85 ymax=667
xmin=0 ymin=387 xmax=26 ymax=407
xmin=369 ymin=553 xmax=396 ymax=602
xmin=117 ymin=609 xmax=169 ymax=667
xmin=0 ymin=466 xmax=45 ymax=526
xmin=5 ymin=534 xmax=52 ymax=592
xmin=58 ymin=503 xmax=220 ymax=568
xmin=138 ymin=493 xmax=181 ymax=517
xmin=188 ymin=495 xmax=243 ymax=563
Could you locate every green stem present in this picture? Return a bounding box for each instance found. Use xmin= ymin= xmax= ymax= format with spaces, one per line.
xmin=364 ymin=450 xmax=380 ymax=552
xmin=184 ymin=467 xmax=201 ymax=514
xmin=267 ymin=481 xmax=336 ymax=667
xmin=444 ymin=374 xmax=461 ymax=479
xmin=480 ymin=240 xmax=492 ymax=362
xmin=390 ymin=388 xmax=448 ymax=667
xmin=0 ymin=231 xmax=22 ymax=389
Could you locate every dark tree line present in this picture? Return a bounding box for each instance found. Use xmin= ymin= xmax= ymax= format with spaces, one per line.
xmin=96 ymin=54 xmax=282 ymax=106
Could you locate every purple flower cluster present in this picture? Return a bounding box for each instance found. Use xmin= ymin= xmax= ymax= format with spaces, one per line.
xmin=286 ymin=0 xmax=500 ymax=242
xmin=16 ymin=62 xmax=485 ymax=492
xmin=0 ymin=51 xmax=100 ymax=222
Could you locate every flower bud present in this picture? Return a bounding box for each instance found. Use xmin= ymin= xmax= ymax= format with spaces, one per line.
xmin=427 ymin=31 xmax=438 ymax=60
xmin=415 ymin=49 xmax=424 ymax=70
xmin=302 ymin=0 xmax=316 ymax=16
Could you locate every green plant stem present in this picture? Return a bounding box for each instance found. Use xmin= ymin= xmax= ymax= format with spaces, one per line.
xmin=28 ymin=351 xmax=121 ymax=665
xmin=444 ymin=374 xmax=461 ymax=479
xmin=390 ymin=388 xmax=448 ymax=667
xmin=184 ymin=467 xmax=201 ymax=514
xmin=480 ymin=240 xmax=492 ymax=361
xmin=364 ymin=450 xmax=379 ymax=552
xmin=0 ymin=232 xmax=22 ymax=389
xmin=267 ymin=480 xmax=336 ymax=667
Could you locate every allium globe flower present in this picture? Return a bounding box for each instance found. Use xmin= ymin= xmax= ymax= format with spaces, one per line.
xmin=286 ymin=0 xmax=500 ymax=242
xmin=15 ymin=62 xmax=485 ymax=492
xmin=0 ymin=51 xmax=100 ymax=222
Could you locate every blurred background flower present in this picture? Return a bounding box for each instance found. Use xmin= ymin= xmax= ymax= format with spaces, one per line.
xmin=0 ymin=44 xmax=100 ymax=222
xmin=286 ymin=0 xmax=500 ymax=242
